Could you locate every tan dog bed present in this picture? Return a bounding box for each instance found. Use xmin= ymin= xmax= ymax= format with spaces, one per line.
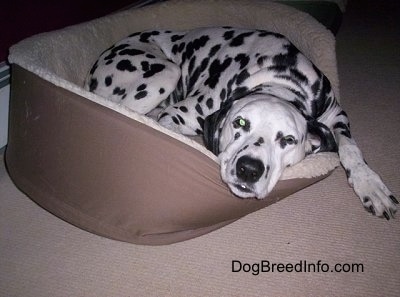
xmin=7 ymin=0 xmax=340 ymax=245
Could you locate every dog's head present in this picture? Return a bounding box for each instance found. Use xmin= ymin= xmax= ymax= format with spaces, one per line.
xmin=204 ymin=94 xmax=337 ymax=199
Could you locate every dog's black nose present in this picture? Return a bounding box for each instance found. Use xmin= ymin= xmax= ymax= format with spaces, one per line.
xmin=236 ymin=156 xmax=265 ymax=183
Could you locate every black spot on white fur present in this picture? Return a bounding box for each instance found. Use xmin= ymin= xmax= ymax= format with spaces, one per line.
xmin=137 ymin=84 xmax=147 ymax=91
xmin=143 ymin=64 xmax=165 ymax=78
xmin=105 ymin=76 xmax=112 ymax=86
xmin=116 ymin=60 xmax=136 ymax=72
xmin=89 ymin=78 xmax=98 ymax=92
xmin=204 ymin=57 xmax=232 ymax=89
xmin=254 ymin=137 xmax=264 ymax=146
xmin=135 ymin=91 xmax=147 ymax=99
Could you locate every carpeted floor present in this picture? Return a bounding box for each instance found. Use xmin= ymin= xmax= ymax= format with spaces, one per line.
xmin=1 ymin=1 xmax=399 ymax=296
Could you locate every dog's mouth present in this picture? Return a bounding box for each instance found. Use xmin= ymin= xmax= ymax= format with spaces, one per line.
xmin=233 ymin=183 xmax=253 ymax=193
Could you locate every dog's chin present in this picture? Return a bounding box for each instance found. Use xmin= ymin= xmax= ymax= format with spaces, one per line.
xmin=229 ymin=183 xmax=256 ymax=198
xmin=227 ymin=182 xmax=269 ymax=199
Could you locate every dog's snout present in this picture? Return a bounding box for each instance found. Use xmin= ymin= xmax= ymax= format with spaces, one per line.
xmin=236 ymin=156 xmax=265 ymax=183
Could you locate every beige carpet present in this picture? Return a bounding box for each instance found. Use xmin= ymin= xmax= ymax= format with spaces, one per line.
xmin=1 ymin=1 xmax=399 ymax=296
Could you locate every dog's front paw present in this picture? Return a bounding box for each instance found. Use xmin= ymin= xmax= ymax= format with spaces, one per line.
xmin=158 ymin=110 xmax=200 ymax=135
xmin=349 ymin=164 xmax=398 ymax=219
xmin=157 ymin=112 xmax=183 ymax=134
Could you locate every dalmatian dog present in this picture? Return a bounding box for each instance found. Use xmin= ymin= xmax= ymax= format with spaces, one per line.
xmin=86 ymin=27 xmax=397 ymax=219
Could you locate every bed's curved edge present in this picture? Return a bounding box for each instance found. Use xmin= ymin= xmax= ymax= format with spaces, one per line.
xmin=8 ymin=62 xmax=220 ymax=163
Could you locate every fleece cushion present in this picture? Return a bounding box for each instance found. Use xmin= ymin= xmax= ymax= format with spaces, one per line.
xmin=7 ymin=0 xmax=340 ymax=245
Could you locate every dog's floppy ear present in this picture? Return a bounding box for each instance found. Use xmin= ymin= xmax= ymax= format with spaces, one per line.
xmin=306 ymin=119 xmax=338 ymax=154
xmin=203 ymin=102 xmax=233 ymax=155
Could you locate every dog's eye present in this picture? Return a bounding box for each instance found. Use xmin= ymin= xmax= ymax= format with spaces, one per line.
xmin=282 ymin=135 xmax=296 ymax=145
xmin=233 ymin=117 xmax=250 ymax=130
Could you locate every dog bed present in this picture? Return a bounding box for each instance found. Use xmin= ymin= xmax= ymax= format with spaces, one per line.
xmin=7 ymin=0 xmax=340 ymax=245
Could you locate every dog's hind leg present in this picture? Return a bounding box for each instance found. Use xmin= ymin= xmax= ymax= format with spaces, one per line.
xmin=86 ymin=34 xmax=181 ymax=114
